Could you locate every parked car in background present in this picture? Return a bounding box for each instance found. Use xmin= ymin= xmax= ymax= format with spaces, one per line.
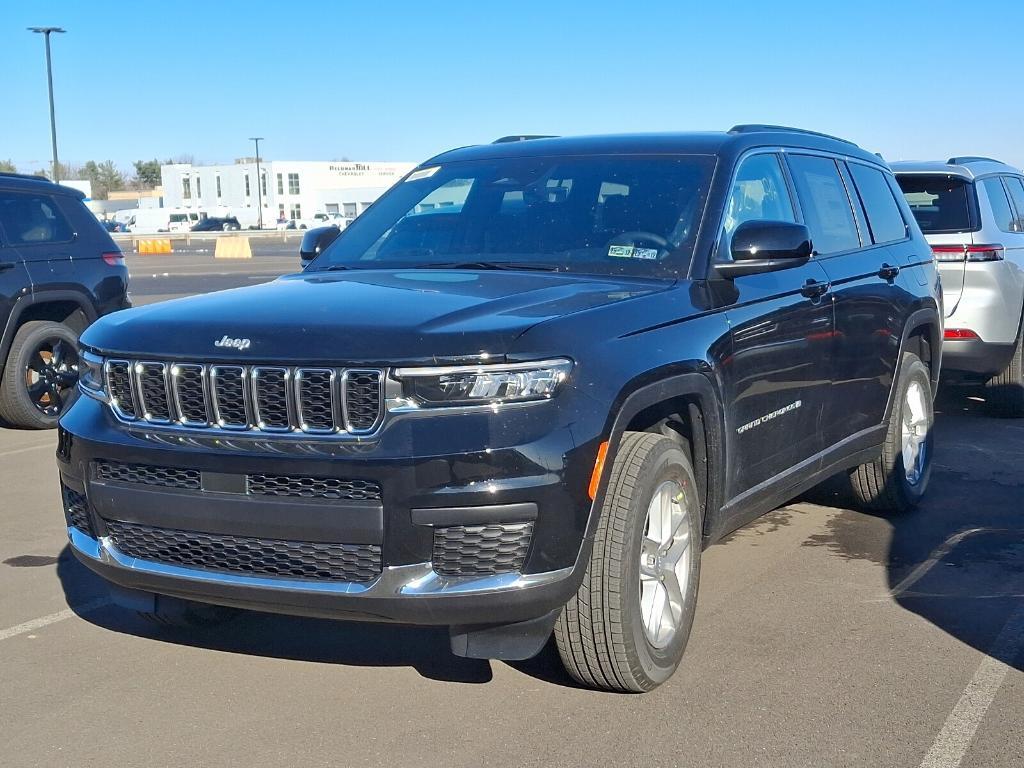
xmin=295 ymin=212 xmax=347 ymax=230
xmin=0 ymin=172 xmax=129 ymax=428
xmin=894 ymin=158 xmax=1024 ymax=416
xmin=191 ymin=216 xmax=241 ymax=232
xmin=58 ymin=127 xmax=941 ymax=692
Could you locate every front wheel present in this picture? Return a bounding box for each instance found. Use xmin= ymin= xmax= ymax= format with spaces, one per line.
xmin=849 ymin=352 xmax=934 ymax=513
xmin=555 ymin=432 xmax=702 ymax=692
xmin=985 ymin=324 xmax=1024 ymax=417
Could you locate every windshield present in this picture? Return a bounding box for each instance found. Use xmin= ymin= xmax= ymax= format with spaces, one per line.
xmin=895 ymin=174 xmax=975 ymax=234
xmin=308 ymin=154 xmax=716 ymax=277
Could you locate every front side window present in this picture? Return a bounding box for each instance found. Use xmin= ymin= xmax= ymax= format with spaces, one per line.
xmin=0 ymin=193 xmax=74 ymax=244
xmin=288 ymin=173 xmax=300 ymax=194
xmin=849 ymin=164 xmax=907 ymax=244
xmin=896 ymin=174 xmax=974 ymax=233
xmin=787 ymin=155 xmax=860 ymax=255
xmin=311 ymin=154 xmax=716 ymax=277
xmin=982 ymin=177 xmax=1015 ymax=233
xmin=722 ymin=153 xmax=795 ymax=245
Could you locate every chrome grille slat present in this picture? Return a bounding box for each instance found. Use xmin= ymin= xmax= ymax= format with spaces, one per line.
xmin=104 ymin=361 xmax=383 ymax=437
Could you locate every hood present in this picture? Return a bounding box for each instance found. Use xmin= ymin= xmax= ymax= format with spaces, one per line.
xmin=82 ymin=269 xmax=669 ymax=364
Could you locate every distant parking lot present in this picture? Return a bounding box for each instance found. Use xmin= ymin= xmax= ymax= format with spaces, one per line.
xmin=1 ymin=252 xmax=1022 ymax=767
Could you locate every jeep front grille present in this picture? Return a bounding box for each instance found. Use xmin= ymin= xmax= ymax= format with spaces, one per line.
xmin=103 ymin=519 xmax=383 ymax=582
xmin=104 ymin=360 xmax=383 ymax=435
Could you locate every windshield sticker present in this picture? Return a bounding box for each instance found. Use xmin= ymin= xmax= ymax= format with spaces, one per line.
xmin=406 ymin=166 xmax=440 ymax=182
xmin=609 ymin=245 xmax=659 ymax=260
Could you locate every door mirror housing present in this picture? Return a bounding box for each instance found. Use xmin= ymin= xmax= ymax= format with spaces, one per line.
xmin=714 ymin=220 xmax=813 ymax=279
xmin=299 ymin=226 xmax=340 ymax=268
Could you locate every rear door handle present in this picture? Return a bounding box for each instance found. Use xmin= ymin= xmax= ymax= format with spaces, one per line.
xmin=878 ymin=263 xmax=900 ymax=281
xmin=800 ymin=279 xmax=830 ymax=299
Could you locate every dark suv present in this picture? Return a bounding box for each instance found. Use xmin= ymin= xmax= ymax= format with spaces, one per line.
xmin=57 ymin=127 xmax=941 ymax=691
xmin=0 ymin=173 xmax=129 ymax=429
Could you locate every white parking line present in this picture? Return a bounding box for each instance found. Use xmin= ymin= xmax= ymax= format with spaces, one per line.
xmin=0 ymin=442 xmax=54 ymax=459
xmin=889 ymin=528 xmax=993 ymax=597
xmin=919 ymin=603 xmax=1024 ymax=768
xmin=0 ymin=597 xmax=111 ymax=642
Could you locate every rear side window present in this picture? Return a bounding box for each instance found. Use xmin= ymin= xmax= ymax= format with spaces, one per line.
xmin=0 ymin=192 xmax=74 ymax=245
xmin=849 ymin=164 xmax=907 ymax=244
xmin=786 ymin=155 xmax=860 ymax=255
xmin=981 ymin=178 xmax=1016 ymax=233
xmin=1002 ymin=177 xmax=1024 ymax=232
xmin=896 ymin=174 xmax=974 ymax=233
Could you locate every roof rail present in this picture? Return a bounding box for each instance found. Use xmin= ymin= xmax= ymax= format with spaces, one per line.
xmin=728 ymin=124 xmax=858 ymax=147
xmin=947 ymin=156 xmax=1002 ymax=165
xmin=492 ymin=135 xmax=558 ymax=144
xmin=0 ymin=171 xmax=53 ymax=183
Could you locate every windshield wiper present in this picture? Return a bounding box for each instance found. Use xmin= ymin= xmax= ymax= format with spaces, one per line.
xmin=413 ymin=260 xmax=559 ymax=272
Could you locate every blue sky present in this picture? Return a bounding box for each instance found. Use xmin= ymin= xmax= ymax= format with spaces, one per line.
xmin=2 ymin=0 xmax=1022 ymax=173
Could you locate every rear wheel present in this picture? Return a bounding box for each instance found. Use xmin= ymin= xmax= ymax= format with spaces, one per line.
xmin=0 ymin=320 xmax=80 ymax=429
xmin=555 ymin=432 xmax=701 ymax=692
xmin=849 ymin=353 xmax=933 ymax=513
xmin=985 ymin=325 xmax=1024 ymax=417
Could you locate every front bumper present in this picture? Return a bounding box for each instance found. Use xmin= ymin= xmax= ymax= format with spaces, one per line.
xmin=58 ymin=394 xmax=601 ymax=627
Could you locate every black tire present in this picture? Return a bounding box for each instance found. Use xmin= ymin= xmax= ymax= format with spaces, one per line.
xmin=985 ymin=325 xmax=1024 ymax=417
xmin=137 ymin=594 xmax=239 ymax=628
xmin=0 ymin=320 xmax=80 ymax=429
xmin=849 ymin=353 xmax=933 ymax=513
xmin=555 ymin=432 xmax=702 ymax=692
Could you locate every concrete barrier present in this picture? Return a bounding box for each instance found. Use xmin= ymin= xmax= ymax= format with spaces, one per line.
xmin=137 ymin=238 xmax=172 ymax=255
xmin=215 ymin=236 xmax=253 ymax=260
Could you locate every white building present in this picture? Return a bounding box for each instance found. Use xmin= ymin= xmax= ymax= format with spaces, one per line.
xmin=160 ymin=159 xmax=415 ymax=227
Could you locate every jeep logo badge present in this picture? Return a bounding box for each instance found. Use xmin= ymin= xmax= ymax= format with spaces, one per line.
xmin=214 ymin=335 xmax=251 ymax=351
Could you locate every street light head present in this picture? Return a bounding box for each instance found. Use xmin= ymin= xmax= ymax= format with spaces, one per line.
xmin=28 ymin=27 xmax=66 ymax=34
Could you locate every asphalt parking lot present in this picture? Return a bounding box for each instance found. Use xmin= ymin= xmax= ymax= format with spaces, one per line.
xmin=1 ymin=251 xmax=1022 ymax=768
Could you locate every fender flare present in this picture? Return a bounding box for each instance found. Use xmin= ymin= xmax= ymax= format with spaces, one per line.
xmin=0 ymin=289 xmax=98 ymax=373
xmin=884 ymin=305 xmax=942 ymax=422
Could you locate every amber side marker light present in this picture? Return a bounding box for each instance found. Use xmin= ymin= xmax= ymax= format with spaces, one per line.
xmin=588 ymin=441 xmax=610 ymax=500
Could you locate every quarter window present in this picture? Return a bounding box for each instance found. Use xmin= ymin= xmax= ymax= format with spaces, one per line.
xmin=722 ymin=153 xmax=795 ymax=238
xmin=981 ymin=178 xmax=1015 ymax=233
xmin=849 ymin=164 xmax=907 ymax=244
xmin=1002 ymin=177 xmax=1024 ymax=232
xmin=288 ymin=173 xmax=300 ymax=194
xmin=787 ymin=155 xmax=861 ymax=255
xmin=0 ymin=193 xmax=74 ymax=244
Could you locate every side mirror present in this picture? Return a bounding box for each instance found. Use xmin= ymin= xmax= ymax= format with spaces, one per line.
xmin=299 ymin=226 xmax=340 ymax=268
xmin=714 ymin=220 xmax=813 ymax=279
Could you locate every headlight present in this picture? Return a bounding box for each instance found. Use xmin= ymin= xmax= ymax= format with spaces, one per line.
xmin=78 ymin=350 xmax=107 ymax=401
xmin=393 ymin=358 xmax=572 ymax=408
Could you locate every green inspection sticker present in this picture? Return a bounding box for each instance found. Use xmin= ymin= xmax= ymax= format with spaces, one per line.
xmin=608 ymin=245 xmax=635 ymax=258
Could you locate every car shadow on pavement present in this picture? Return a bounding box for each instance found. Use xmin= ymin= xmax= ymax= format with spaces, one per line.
xmin=804 ymin=384 xmax=1024 ymax=672
xmin=54 ymin=544 xmax=582 ymax=686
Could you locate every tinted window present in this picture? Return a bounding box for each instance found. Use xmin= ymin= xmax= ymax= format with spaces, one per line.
xmin=787 ymin=155 xmax=860 ymax=255
xmin=849 ymin=164 xmax=907 ymax=244
xmin=313 ymin=155 xmax=716 ymax=277
xmin=896 ymin=174 xmax=974 ymax=233
xmin=0 ymin=193 xmax=74 ymax=245
xmin=982 ymin=178 xmax=1015 ymax=233
xmin=723 ymin=153 xmax=796 ymax=238
xmin=1002 ymin=177 xmax=1024 ymax=232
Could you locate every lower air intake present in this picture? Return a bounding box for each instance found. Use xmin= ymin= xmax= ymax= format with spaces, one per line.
xmin=62 ymin=484 xmax=93 ymax=535
xmin=432 ymin=522 xmax=534 ymax=577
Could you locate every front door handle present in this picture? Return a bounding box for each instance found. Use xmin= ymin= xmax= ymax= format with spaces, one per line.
xmin=800 ymin=278 xmax=830 ymax=299
xmin=879 ymin=263 xmax=900 ymax=281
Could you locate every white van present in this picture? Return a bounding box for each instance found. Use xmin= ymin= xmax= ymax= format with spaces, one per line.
xmin=125 ymin=208 xmax=203 ymax=233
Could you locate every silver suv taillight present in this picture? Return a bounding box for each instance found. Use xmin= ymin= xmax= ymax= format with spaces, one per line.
xmin=931 ymin=244 xmax=1004 ymax=262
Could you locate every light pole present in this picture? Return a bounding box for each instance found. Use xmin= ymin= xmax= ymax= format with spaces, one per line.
xmin=28 ymin=27 xmax=65 ymax=183
xmin=249 ymin=137 xmax=264 ymax=230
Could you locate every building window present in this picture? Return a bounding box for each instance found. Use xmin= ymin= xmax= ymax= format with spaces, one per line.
xmin=195 ymin=177 xmax=202 ymax=198
xmin=216 ymin=175 xmax=222 ymax=198
xmin=290 ymin=204 xmax=301 ymax=219
xmin=276 ymin=173 xmax=283 ymax=194
xmin=343 ymin=202 xmax=357 ymax=218
xmin=182 ymin=177 xmax=191 ymax=198
xmin=288 ymin=173 xmax=300 ymax=194
xmin=244 ymin=174 xmax=251 ymax=196
xmin=261 ymin=173 xmax=267 ymax=196
xmin=360 ymin=202 xmax=373 ymax=212
xmin=278 ymin=203 xmax=285 ymax=220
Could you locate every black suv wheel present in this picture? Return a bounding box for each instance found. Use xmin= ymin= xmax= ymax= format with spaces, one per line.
xmin=0 ymin=320 xmax=80 ymax=429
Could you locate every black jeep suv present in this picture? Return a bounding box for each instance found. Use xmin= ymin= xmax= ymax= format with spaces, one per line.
xmin=0 ymin=173 xmax=129 ymax=429
xmin=58 ymin=127 xmax=942 ymax=691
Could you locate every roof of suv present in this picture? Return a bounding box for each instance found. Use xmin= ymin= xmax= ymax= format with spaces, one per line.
xmin=425 ymin=126 xmax=886 ymax=168
xmin=890 ymin=158 xmax=1023 ymax=180
xmin=0 ymin=172 xmax=85 ymax=198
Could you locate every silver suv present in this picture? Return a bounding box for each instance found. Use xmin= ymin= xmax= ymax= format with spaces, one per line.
xmin=894 ymin=158 xmax=1024 ymax=416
